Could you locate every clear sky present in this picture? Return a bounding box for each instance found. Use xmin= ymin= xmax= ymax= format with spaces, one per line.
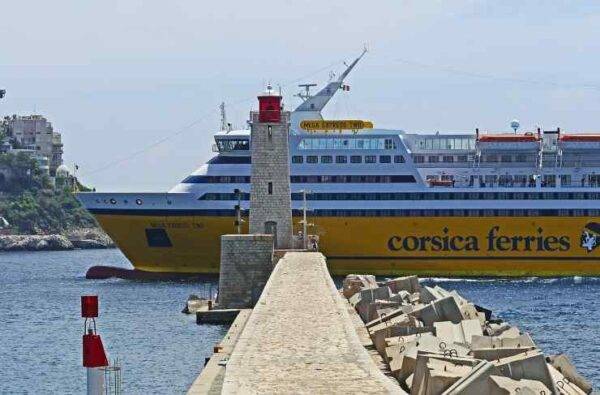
xmin=1 ymin=1 xmax=599 ymax=191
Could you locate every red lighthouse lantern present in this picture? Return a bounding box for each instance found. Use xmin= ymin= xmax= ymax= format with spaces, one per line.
xmin=258 ymin=85 xmax=281 ymax=123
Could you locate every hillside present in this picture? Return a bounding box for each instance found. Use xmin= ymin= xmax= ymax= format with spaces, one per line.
xmin=0 ymin=152 xmax=97 ymax=234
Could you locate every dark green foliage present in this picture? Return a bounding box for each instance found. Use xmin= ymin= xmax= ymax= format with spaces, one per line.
xmin=0 ymin=153 xmax=96 ymax=234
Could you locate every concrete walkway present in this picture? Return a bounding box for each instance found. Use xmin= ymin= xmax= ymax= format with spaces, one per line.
xmin=221 ymin=252 xmax=402 ymax=394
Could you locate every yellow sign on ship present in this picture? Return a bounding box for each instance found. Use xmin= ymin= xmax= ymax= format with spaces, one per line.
xmin=300 ymin=119 xmax=373 ymax=132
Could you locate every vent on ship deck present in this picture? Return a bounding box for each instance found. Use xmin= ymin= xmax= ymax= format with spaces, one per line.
xmin=145 ymin=228 xmax=173 ymax=248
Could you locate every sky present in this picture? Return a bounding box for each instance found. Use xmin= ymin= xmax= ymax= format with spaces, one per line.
xmin=1 ymin=0 xmax=600 ymax=191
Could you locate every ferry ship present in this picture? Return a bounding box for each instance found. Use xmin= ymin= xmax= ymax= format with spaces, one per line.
xmin=78 ymin=52 xmax=600 ymax=276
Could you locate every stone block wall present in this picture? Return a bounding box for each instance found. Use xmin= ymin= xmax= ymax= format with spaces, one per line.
xmin=249 ymin=111 xmax=293 ymax=249
xmin=218 ymin=234 xmax=274 ymax=309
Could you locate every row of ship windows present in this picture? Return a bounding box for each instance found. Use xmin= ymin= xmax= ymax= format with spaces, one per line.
xmin=199 ymin=191 xmax=600 ymax=201
xmin=413 ymin=154 xmax=534 ymax=164
xmin=297 ymin=138 xmax=396 ymax=151
xmin=414 ymin=137 xmax=476 ymax=151
xmin=292 ymin=155 xmax=406 ymax=164
xmin=310 ymin=209 xmax=600 ymax=217
xmin=169 ymin=209 xmax=600 ymax=217
xmin=182 ymin=175 xmax=416 ymax=184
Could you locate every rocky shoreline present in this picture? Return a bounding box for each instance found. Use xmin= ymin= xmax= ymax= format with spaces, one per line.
xmin=0 ymin=228 xmax=115 ymax=251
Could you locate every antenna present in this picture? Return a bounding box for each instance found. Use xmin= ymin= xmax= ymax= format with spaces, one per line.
xmin=510 ymin=119 xmax=520 ymax=133
xmin=295 ymin=83 xmax=317 ymax=102
xmin=220 ymin=102 xmax=227 ymax=131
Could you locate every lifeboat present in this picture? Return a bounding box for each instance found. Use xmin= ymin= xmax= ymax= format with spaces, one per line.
xmin=559 ymin=134 xmax=600 ymax=142
xmin=428 ymin=179 xmax=454 ymax=187
xmin=477 ymin=133 xmax=539 ymax=143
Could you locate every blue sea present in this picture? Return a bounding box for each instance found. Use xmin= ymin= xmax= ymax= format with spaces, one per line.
xmin=0 ymin=249 xmax=598 ymax=393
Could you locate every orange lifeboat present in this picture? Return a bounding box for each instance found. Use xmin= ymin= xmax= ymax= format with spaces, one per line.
xmin=559 ymin=134 xmax=600 ymax=142
xmin=428 ymin=179 xmax=454 ymax=187
xmin=477 ymin=133 xmax=539 ymax=142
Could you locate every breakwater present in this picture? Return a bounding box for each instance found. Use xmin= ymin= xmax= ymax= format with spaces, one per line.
xmin=192 ymin=251 xmax=594 ymax=394
xmin=345 ymin=274 xmax=593 ymax=393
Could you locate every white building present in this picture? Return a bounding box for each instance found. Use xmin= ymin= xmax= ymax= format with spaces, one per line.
xmin=3 ymin=114 xmax=64 ymax=175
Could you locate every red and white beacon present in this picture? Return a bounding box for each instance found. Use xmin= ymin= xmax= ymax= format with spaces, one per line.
xmin=81 ymin=295 xmax=108 ymax=394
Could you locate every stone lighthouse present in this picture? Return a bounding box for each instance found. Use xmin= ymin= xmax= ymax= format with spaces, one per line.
xmin=249 ymin=86 xmax=293 ymax=249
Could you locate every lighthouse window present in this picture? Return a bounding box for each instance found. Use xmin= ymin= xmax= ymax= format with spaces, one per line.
xmin=268 ymin=182 xmax=273 ymax=195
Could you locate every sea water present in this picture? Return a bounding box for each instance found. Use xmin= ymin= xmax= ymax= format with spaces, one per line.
xmin=1 ymin=250 xmax=598 ymax=393
xmin=0 ymin=249 xmax=225 ymax=394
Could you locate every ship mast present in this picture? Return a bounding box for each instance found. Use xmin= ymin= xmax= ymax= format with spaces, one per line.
xmin=220 ymin=102 xmax=228 ymax=131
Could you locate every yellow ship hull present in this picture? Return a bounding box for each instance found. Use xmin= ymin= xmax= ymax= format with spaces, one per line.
xmin=94 ymin=213 xmax=600 ymax=276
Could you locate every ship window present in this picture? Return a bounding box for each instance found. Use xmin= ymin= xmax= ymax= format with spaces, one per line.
xmin=384 ymin=139 xmax=394 ymax=150
xmin=486 ymin=155 xmax=498 ymax=163
xmin=501 ymin=155 xmax=512 ymax=163
xmin=320 ymin=155 xmax=333 ymax=164
xmin=515 ymin=154 xmax=527 ymax=162
xmin=428 ymin=156 xmax=439 ymax=163
xmin=306 ymin=155 xmax=318 ymax=164
xmin=394 ymin=155 xmax=405 ymax=163
xmin=145 ymin=229 xmax=172 ymax=248
xmin=379 ymin=155 xmax=391 ymax=163
xmin=560 ymin=174 xmax=571 ymax=186
xmin=336 ymin=155 xmax=347 ymax=163
xmin=413 ymin=155 xmax=424 ymax=163
xmin=457 ymin=155 xmax=468 ymax=162
xmin=442 ymin=156 xmax=454 ymax=163
xmin=350 ymin=155 xmax=362 ymax=163
xmin=292 ymin=155 xmax=303 ymax=164
xmin=365 ymin=155 xmax=376 ymax=163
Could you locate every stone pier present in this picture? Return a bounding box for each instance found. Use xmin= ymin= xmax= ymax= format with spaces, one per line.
xmin=220 ymin=252 xmax=401 ymax=393
xmin=191 ymin=252 xmax=402 ymax=394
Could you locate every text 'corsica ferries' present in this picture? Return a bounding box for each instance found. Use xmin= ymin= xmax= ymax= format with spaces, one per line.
xmin=78 ymin=51 xmax=600 ymax=277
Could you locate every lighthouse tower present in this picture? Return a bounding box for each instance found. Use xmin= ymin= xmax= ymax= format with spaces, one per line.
xmin=249 ymin=85 xmax=293 ymax=249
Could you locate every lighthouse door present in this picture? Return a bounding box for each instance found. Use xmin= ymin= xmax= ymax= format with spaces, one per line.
xmin=265 ymin=221 xmax=277 ymax=248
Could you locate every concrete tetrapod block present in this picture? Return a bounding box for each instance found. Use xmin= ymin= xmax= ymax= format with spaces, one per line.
xmin=411 ymin=353 xmax=481 ymax=395
xmin=364 ymin=299 xmax=401 ymax=322
xmin=548 ymin=364 xmax=588 ymax=395
xmin=488 ymin=375 xmax=550 ymax=395
xmin=434 ymin=319 xmax=483 ymax=347
xmin=410 ymin=296 xmax=464 ymax=326
xmin=342 ymin=274 xmax=378 ymax=298
xmin=440 ymin=360 xmax=495 ymax=394
xmin=368 ymin=315 xmax=424 ymax=354
xmin=383 ymin=275 xmax=420 ymax=294
xmin=492 ymin=349 xmax=557 ymax=394
xmin=485 ymin=322 xmax=521 ymax=338
xmin=366 ymin=304 xmax=418 ymax=329
xmin=386 ymin=334 xmax=470 ymax=383
xmin=471 ymin=333 xmax=536 ymax=361
xmin=548 ymin=354 xmax=593 ymax=394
